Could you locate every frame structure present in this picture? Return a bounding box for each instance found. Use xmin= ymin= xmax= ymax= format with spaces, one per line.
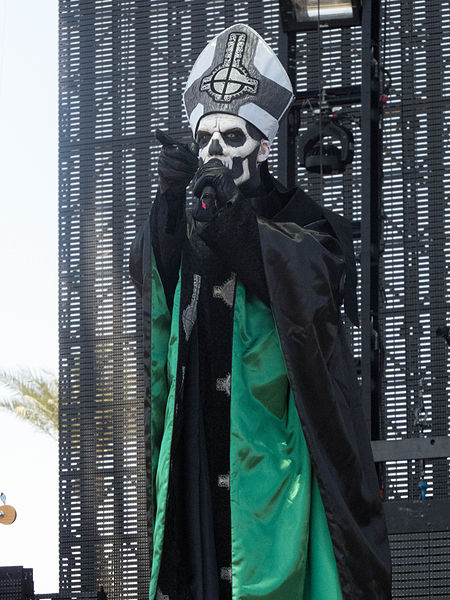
xmin=58 ymin=0 xmax=450 ymax=598
xmin=283 ymin=0 xmax=450 ymax=596
xmin=58 ymin=1 xmax=284 ymax=598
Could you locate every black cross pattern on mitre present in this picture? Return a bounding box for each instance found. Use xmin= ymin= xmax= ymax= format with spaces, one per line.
xmin=201 ymin=32 xmax=259 ymax=103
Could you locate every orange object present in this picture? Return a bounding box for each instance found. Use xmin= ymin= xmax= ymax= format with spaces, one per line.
xmin=0 ymin=504 xmax=17 ymax=525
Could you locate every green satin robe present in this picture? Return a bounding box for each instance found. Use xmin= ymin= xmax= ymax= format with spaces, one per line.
xmin=149 ymin=251 xmax=342 ymax=600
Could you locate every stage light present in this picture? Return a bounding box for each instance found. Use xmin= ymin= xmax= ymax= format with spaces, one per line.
xmin=279 ymin=0 xmax=361 ymax=31
xmin=298 ymin=114 xmax=355 ymax=174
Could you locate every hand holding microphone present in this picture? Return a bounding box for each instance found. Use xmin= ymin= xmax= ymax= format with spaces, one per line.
xmin=193 ymin=158 xmax=242 ymax=215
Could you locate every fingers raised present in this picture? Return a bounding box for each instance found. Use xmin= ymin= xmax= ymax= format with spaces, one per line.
xmin=155 ymin=129 xmax=178 ymax=147
xmin=156 ymin=129 xmax=199 ymax=159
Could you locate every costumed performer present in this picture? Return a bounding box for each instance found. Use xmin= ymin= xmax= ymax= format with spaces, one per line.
xmin=130 ymin=23 xmax=392 ymax=600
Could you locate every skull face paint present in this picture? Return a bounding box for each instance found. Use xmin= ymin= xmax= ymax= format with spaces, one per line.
xmin=196 ymin=114 xmax=270 ymax=187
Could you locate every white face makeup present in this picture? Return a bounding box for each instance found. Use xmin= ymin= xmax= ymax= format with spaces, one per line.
xmin=196 ymin=114 xmax=271 ymax=186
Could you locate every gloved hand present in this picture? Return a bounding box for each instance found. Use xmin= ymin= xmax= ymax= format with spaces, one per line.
xmin=156 ymin=129 xmax=199 ymax=194
xmin=192 ymin=158 xmax=243 ymax=211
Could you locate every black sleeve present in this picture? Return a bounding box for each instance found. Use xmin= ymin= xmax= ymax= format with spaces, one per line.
xmin=129 ymin=215 xmax=148 ymax=297
xmin=198 ymin=196 xmax=271 ymax=306
xmin=197 ymin=189 xmax=349 ymax=313
xmin=129 ymin=187 xmax=187 ymax=309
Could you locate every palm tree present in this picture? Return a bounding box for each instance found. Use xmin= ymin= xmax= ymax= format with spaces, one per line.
xmin=0 ymin=368 xmax=58 ymax=439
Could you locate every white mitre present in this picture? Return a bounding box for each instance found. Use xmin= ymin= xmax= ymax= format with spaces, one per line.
xmin=183 ymin=24 xmax=294 ymax=143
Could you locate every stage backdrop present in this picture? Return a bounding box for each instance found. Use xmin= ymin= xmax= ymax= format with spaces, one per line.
xmin=58 ymin=1 xmax=449 ymax=598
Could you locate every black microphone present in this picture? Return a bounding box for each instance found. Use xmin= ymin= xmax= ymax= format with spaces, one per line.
xmin=200 ymin=185 xmax=217 ymax=212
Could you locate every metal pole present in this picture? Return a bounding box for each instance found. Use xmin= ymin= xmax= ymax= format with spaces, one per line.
xmin=278 ymin=29 xmax=298 ymax=189
xmin=360 ymin=0 xmax=382 ymax=438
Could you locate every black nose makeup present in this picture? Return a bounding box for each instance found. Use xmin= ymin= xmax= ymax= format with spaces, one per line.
xmin=209 ymin=138 xmax=223 ymax=155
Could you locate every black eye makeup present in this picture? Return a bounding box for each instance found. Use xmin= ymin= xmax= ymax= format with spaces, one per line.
xmin=223 ymin=128 xmax=246 ymax=146
xmin=196 ymin=131 xmax=212 ymax=147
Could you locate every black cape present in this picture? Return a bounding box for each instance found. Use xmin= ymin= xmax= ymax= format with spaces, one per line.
xmin=130 ymin=164 xmax=392 ymax=600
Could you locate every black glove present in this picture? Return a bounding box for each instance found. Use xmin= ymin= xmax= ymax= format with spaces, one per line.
xmin=156 ymin=129 xmax=198 ymax=194
xmin=192 ymin=159 xmax=243 ymax=212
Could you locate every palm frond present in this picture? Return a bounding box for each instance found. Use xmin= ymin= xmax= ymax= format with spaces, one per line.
xmin=0 ymin=368 xmax=58 ymax=439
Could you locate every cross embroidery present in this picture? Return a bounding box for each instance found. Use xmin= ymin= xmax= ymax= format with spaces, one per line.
xmin=220 ymin=566 xmax=232 ymax=582
xmin=213 ymin=274 xmax=236 ymax=308
xmin=201 ymin=33 xmax=259 ymax=103
xmin=182 ymin=274 xmax=201 ymax=341
xmin=216 ymin=373 xmax=231 ymax=397
xmin=218 ymin=473 xmax=230 ymax=489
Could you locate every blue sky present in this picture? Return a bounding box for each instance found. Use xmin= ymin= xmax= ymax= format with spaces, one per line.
xmin=0 ymin=0 xmax=58 ymax=593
